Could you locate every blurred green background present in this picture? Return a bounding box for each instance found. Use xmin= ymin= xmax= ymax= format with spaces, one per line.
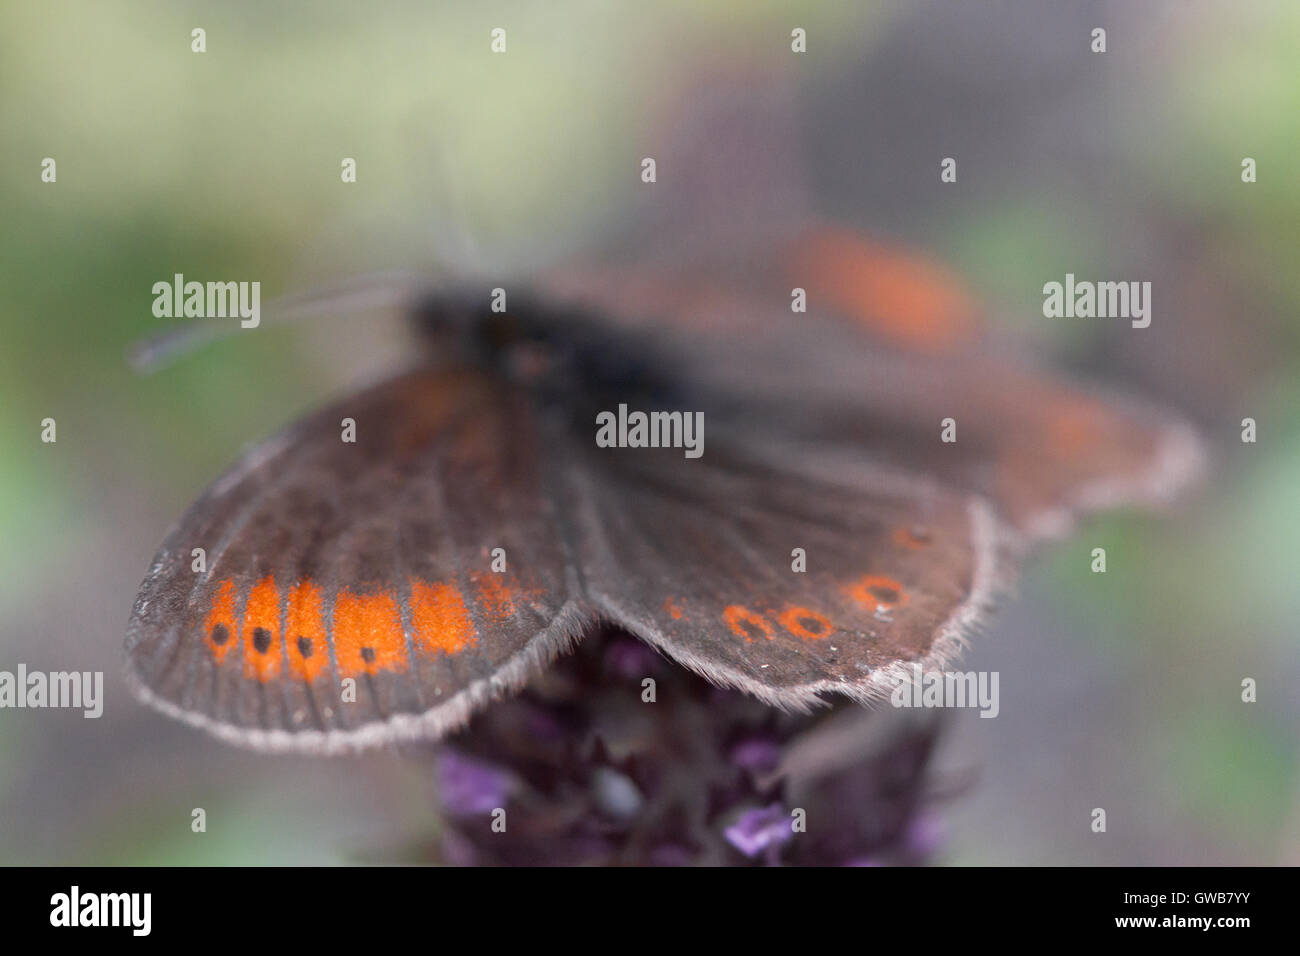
xmin=2 ymin=0 xmax=1297 ymax=864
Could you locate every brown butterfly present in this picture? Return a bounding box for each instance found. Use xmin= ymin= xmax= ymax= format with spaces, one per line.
xmin=122 ymin=222 xmax=1202 ymax=753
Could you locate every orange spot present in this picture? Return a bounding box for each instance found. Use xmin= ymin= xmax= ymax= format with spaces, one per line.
xmin=203 ymin=578 xmax=239 ymax=664
xmin=240 ymin=576 xmax=283 ymax=681
xmin=779 ymin=606 xmax=832 ymax=641
xmin=285 ymin=580 xmax=329 ymax=682
xmin=665 ymin=598 xmax=685 ymax=621
xmin=723 ymin=605 xmax=774 ymax=643
xmin=790 ymin=227 xmax=977 ymax=353
xmin=332 ymin=589 xmax=407 ymax=676
xmin=410 ymin=580 xmax=476 ymax=655
xmin=473 ymin=574 xmax=519 ymax=622
xmin=893 ymin=526 xmax=934 ymax=550
xmin=847 ymin=574 xmax=910 ymax=611
xmin=1044 ymin=396 xmax=1110 ymax=459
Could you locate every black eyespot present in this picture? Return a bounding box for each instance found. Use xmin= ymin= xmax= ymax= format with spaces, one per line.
xmin=360 ymin=647 xmax=376 ymax=663
xmin=210 ymin=624 xmax=229 ymax=645
xmin=252 ymin=627 xmax=272 ymax=654
xmin=297 ymin=636 xmax=313 ymax=658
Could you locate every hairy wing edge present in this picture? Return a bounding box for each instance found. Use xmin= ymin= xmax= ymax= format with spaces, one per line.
xmin=594 ymin=498 xmax=1004 ymax=712
xmin=123 ymin=597 xmax=596 ymax=754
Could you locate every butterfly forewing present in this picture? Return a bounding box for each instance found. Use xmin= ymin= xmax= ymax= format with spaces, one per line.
xmin=544 ymin=229 xmax=1202 ymax=542
xmin=125 ymin=367 xmax=589 ymax=753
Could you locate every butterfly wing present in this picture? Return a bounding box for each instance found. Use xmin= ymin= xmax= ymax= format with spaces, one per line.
xmin=771 ymin=226 xmax=1205 ymax=537
xmin=693 ymin=323 xmax=1203 ymax=542
xmin=542 ymin=225 xmax=1203 ymax=541
xmin=124 ymin=366 xmax=592 ymax=753
xmin=561 ymin=436 xmax=999 ymax=709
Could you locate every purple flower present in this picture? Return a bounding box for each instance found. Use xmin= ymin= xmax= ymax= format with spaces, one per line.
xmin=430 ymin=626 xmax=949 ymax=866
xmin=904 ymin=812 xmax=945 ymax=860
xmin=724 ymin=803 xmax=793 ymax=858
xmin=435 ymin=750 xmax=512 ymax=817
xmin=603 ymin=637 xmax=660 ymax=679
xmin=648 ymin=844 xmax=693 ymax=867
xmin=729 ymin=736 xmax=782 ymax=774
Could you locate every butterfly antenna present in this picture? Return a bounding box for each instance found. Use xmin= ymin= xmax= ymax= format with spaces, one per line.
xmin=126 ymin=270 xmax=432 ymax=373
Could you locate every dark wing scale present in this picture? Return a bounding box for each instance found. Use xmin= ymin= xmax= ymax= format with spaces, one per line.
xmin=125 ymin=366 xmax=591 ymax=754
xmin=563 ymin=438 xmax=998 ymax=710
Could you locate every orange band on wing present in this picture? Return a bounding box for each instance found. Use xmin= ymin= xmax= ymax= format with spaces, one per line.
xmin=410 ymin=580 xmax=476 ymax=655
xmin=846 ymin=574 xmax=910 ymax=611
xmin=240 ymin=576 xmax=283 ymax=681
xmin=203 ymin=579 xmax=239 ymax=664
xmin=791 ymin=227 xmax=977 ymax=353
xmin=724 ymin=605 xmax=774 ymax=642
xmin=778 ymin=606 xmax=832 ymax=641
xmin=473 ymin=573 xmax=520 ymax=622
xmin=285 ymin=580 xmax=329 ymax=682
xmin=1044 ymin=393 xmax=1111 ymax=460
xmin=332 ymin=589 xmax=407 ymax=676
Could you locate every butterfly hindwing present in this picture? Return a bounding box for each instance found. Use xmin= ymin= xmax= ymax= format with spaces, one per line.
xmin=564 ymin=436 xmax=998 ymax=709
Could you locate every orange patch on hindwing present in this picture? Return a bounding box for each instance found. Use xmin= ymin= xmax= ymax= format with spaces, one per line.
xmin=778 ymin=606 xmax=833 ymax=641
xmin=410 ymin=580 xmax=477 ymax=655
xmin=847 ymin=574 xmax=910 ymax=612
xmin=723 ymin=605 xmax=774 ymax=642
xmin=472 ymin=573 xmax=536 ymax=622
xmin=203 ymin=579 xmax=239 ymax=664
xmin=240 ymin=576 xmax=283 ymax=681
xmin=332 ymin=589 xmax=407 ymax=676
xmin=285 ymin=580 xmax=329 ymax=682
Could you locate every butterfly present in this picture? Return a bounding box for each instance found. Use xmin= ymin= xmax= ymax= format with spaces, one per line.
xmin=122 ymin=223 xmax=1203 ymax=753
